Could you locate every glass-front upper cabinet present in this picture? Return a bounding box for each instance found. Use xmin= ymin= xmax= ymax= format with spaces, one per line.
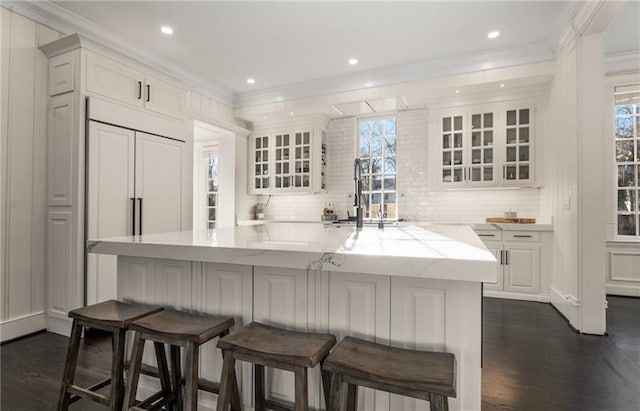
xmin=438 ymin=102 xmax=535 ymax=187
xmin=504 ymin=108 xmax=532 ymax=184
xmin=249 ymin=116 xmax=328 ymax=194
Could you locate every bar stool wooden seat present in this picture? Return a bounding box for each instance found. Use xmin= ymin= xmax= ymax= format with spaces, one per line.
xmin=322 ymin=337 xmax=457 ymax=411
xmin=57 ymin=299 xmax=163 ymax=411
xmin=216 ymin=322 xmax=337 ymax=411
xmin=123 ymin=309 xmax=237 ymax=411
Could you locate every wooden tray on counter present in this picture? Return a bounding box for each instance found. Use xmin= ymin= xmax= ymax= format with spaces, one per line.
xmin=486 ymin=217 xmax=536 ymax=224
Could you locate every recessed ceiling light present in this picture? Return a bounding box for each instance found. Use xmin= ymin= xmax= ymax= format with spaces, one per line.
xmin=349 ymin=58 xmax=358 ymax=65
xmin=276 ymin=96 xmax=283 ymax=102
xmin=455 ymin=90 xmax=460 ymax=94
xmin=500 ymin=83 xmax=505 ymax=88
xmin=290 ymin=112 xmax=294 ymax=116
xmin=488 ymin=31 xmax=500 ymax=39
xmin=161 ymin=26 xmax=174 ymax=35
xmin=247 ymin=78 xmax=256 ymax=84
xmin=365 ymin=82 xmax=373 ymax=88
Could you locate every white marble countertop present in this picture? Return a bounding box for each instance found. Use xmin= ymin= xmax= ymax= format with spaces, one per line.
xmin=89 ymin=222 xmax=496 ymax=282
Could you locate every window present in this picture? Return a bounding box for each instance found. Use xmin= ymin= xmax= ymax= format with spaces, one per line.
xmin=206 ymin=152 xmax=218 ymax=229
xmin=358 ymin=118 xmax=397 ymax=219
xmin=614 ymin=85 xmax=640 ymax=237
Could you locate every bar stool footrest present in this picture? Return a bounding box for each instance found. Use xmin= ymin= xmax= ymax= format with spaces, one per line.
xmin=67 ymin=384 xmax=110 ymax=405
xmin=264 ymin=397 xmax=295 ymax=411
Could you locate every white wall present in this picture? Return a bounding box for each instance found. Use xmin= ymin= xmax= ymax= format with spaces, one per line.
xmin=260 ymin=109 xmax=543 ymax=223
xmin=1 ymin=8 xmax=64 ymax=341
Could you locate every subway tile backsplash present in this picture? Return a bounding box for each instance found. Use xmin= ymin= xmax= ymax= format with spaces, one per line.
xmin=259 ymin=109 xmax=543 ymax=223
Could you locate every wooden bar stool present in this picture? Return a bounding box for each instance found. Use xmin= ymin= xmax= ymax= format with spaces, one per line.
xmin=322 ymin=337 xmax=456 ymax=411
xmin=123 ymin=309 xmax=237 ymax=411
xmin=57 ymin=299 xmax=163 ymax=411
xmin=216 ymin=322 xmax=337 ymax=411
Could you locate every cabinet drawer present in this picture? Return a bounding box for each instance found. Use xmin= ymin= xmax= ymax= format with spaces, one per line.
xmin=504 ymin=231 xmax=539 ymax=242
xmin=475 ymin=230 xmax=502 ymax=242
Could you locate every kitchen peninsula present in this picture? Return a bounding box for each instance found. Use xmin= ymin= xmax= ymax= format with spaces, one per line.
xmin=89 ymin=222 xmax=496 ymax=411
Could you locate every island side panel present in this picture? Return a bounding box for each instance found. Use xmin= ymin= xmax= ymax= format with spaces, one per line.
xmin=390 ymin=277 xmax=482 ymax=411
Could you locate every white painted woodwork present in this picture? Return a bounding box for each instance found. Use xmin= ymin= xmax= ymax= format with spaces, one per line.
xmin=135 ymin=132 xmax=184 ymax=235
xmin=476 ymin=229 xmax=543 ymax=299
xmin=85 ymin=52 xmax=143 ymax=108
xmin=254 ymin=266 xmax=309 ymax=406
xmin=47 ymin=93 xmax=75 ymax=206
xmin=199 ymin=263 xmax=254 ymax=409
xmin=48 ymin=52 xmax=75 ymax=96
xmin=87 ymin=122 xmax=184 ymax=305
xmin=503 ymin=242 xmax=540 ymax=293
xmin=87 ymin=122 xmax=135 ymax=305
xmin=1 ymin=8 xmax=64 ymax=341
xmin=390 ymin=277 xmax=481 ymax=411
xmin=143 ymin=74 xmax=185 ymax=120
xmin=328 ymin=272 xmax=390 ymax=411
xmin=606 ymin=244 xmax=640 ymax=296
xmin=481 ymin=240 xmax=504 ymax=291
xmin=47 ymin=211 xmax=73 ymax=319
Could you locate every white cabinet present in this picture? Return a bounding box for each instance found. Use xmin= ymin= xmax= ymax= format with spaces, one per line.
xmin=84 ymin=52 xmax=185 ymax=120
xmin=328 ymin=272 xmax=390 ymax=411
xmin=87 ymin=121 xmax=185 ymax=305
xmin=436 ymin=101 xmax=536 ymax=187
xmin=249 ymin=116 xmax=328 ymax=194
xmin=476 ymin=230 xmax=541 ymax=298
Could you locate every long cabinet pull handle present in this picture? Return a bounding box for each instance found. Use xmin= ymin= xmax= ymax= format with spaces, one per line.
xmin=138 ymin=198 xmax=143 ymax=235
xmin=130 ymin=197 xmax=136 ymax=236
xmin=500 ymin=250 xmax=503 ymax=265
xmin=146 ymin=84 xmax=150 ymax=102
xmin=514 ymin=234 xmax=532 ymax=238
xmin=137 ymin=81 xmax=142 ymax=99
xmin=505 ymin=250 xmax=509 ymax=265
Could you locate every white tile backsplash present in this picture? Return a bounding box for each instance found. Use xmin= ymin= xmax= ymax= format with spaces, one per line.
xmin=260 ymin=109 xmax=544 ymax=223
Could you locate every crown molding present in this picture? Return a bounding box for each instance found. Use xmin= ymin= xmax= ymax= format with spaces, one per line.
xmin=3 ymin=0 xmax=235 ymax=106
xmin=605 ymin=50 xmax=640 ymax=76
xmin=234 ymin=40 xmax=556 ymax=108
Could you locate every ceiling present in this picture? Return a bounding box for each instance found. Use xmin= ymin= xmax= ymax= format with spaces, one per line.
xmin=39 ymin=1 xmax=639 ymax=108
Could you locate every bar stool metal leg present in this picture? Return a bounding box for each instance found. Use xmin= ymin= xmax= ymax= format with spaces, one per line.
xmin=57 ymin=319 xmax=83 ymax=411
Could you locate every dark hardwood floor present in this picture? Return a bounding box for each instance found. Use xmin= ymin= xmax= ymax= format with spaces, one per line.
xmin=1 ymin=296 xmax=639 ymax=410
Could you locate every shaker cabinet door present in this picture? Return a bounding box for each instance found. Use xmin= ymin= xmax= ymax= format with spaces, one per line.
xmin=85 ymin=53 xmax=144 ymax=108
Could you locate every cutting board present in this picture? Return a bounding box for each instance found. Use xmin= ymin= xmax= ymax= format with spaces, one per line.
xmin=486 ymin=217 xmax=536 ymax=224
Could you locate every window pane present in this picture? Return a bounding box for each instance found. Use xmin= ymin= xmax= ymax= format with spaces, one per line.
xmin=443 ymin=152 xmax=451 ymax=166
xmin=443 ymin=134 xmax=451 ymax=149
xmin=519 ymin=165 xmax=530 ymax=180
xmin=519 ymin=109 xmax=530 ymax=125
xmin=453 ymin=168 xmax=463 ymax=182
xmin=443 ymin=169 xmax=452 ymax=183
xmin=506 ymin=128 xmax=517 ymax=144
xmin=616 ymin=116 xmax=633 ymax=138
xmin=383 ymin=176 xmax=396 ymax=190
xmin=484 ymin=130 xmax=493 ymax=145
xmin=472 ymin=114 xmax=481 ymax=129
xmin=472 ymin=132 xmax=481 ymax=147
xmin=618 ymin=189 xmax=636 ymax=212
xmin=384 ymin=157 xmax=396 ymax=173
xmin=519 ymin=146 xmax=530 ymax=161
xmin=472 ymin=149 xmax=481 ymax=164
xmin=453 ymin=150 xmax=463 ymax=165
xmin=618 ymin=165 xmax=636 ymax=187
xmin=507 ymin=110 xmax=517 ymax=126
xmin=372 ymin=176 xmax=382 ymax=190
xmin=371 ymin=138 xmax=382 ymax=156
xmin=386 ymin=119 xmax=396 ymax=136
xmin=360 ymin=159 xmax=369 ymax=174
xmin=371 ymin=158 xmax=382 ymax=174
xmin=484 ymin=113 xmax=493 ymax=128
xmin=616 ymin=105 xmax=633 ymax=116
xmin=373 ymin=120 xmax=383 ymax=138
xmin=360 ymin=139 xmax=370 ymax=157
xmin=616 ymin=140 xmax=634 ymax=162
xmin=453 ymin=116 xmax=462 ymax=131
xmin=484 ymin=148 xmax=493 ymax=164
xmin=443 ymin=117 xmax=451 ymax=132
xmin=384 ymin=137 xmax=396 ymax=154
xmin=454 ymin=133 xmax=463 ymax=148
xmin=484 ymin=167 xmax=493 ymax=181
xmin=618 ymin=214 xmax=636 ymax=236
xmin=360 ymin=121 xmax=371 ymax=138
xmin=507 ymin=147 xmax=517 ymax=162
xmin=519 ymin=127 xmax=529 ymax=143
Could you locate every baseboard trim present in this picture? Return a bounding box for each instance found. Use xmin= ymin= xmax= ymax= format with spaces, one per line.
xmin=549 ymin=287 xmax=580 ymax=331
xmin=606 ymin=284 xmax=640 ymax=297
xmin=0 ymin=312 xmax=46 ymax=343
xmin=46 ymin=314 xmax=73 ymax=337
xmin=482 ymin=290 xmax=551 ymax=303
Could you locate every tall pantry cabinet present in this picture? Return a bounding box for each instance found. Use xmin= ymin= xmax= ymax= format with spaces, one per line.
xmin=40 ymin=34 xmax=191 ymax=335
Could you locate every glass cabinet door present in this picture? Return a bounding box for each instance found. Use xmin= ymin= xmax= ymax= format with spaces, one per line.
xmin=442 ymin=115 xmax=464 ymax=184
xmin=469 ymin=112 xmax=495 ymax=183
xmin=253 ymin=135 xmax=269 ymax=190
xmin=292 ymin=131 xmax=311 ymax=188
xmin=504 ymin=108 xmax=532 ymax=182
xmin=274 ymin=133 xmax=291 ymax=189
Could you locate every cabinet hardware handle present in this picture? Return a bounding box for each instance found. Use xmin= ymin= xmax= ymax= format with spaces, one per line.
xmin=514 ymin=235 xmax=532 ymax=238
xmin=137 ymin=81 xmax=142 ymax=99
xmin=130 ymin=197 xmax=136 ymax=236
xmin=478 ymin=234 xmax=494 ymax=237
xmin=505 ymin=250 xmax=509 ymax=265
xmin=138 ymin=198 xmax=143 ymax=235
xmin=146 ymin=84 xmax=150 ymax=102
xmin=500 ymin=250 xmax=503 ymax=265
xmin=503 ymin=165 xmax=506 ymax=179
xmin=463 ymin=167 xmax=466 ymax=181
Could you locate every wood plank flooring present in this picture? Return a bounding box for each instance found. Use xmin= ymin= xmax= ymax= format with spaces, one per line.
xmin=1 ymin=296 xmax=639 ymax=410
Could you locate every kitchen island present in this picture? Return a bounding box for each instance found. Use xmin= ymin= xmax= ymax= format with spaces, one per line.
xmin=89 ymin=222 xmax=495 ymax=411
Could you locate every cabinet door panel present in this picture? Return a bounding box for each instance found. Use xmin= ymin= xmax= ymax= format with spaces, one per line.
xmin=87 ymin=122 xmax=135 ymax=305
xmin=481 ymin=240 xmax=503 ymax=291
xmin=143 ymin=75 xmax=185 ymax=120
xmin=85 ymin=53 xmax=143 ymax=108
xmin=329 ymin=272 xmax=390 ymax=411
xmin=47 ymin=94 xmax=74 ymax=206
xmin=135 ymin=132 xmax=183 ymax=235
xmin=504 ymin=242 xmax=539 ymax=293
xmin=254 ymin=267 xmax=308 ymax=405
